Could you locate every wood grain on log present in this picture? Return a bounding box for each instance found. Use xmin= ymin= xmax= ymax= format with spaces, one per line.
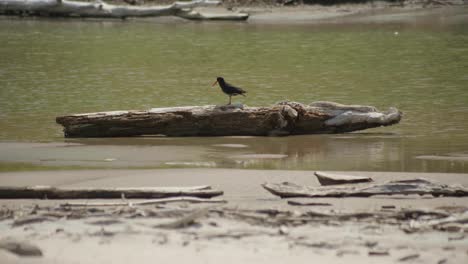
xmin=0 ymin=185 xmax=223 ymax=199
xmin=262 ymin=179 xmax=468 ymax=198
xmin=55 ymin=101 xmax=402 ymax=137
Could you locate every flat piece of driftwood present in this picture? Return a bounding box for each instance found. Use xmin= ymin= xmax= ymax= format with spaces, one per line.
xmin=0 ymin=185 xmax=223 ymax=199
xmin=155 ymin=207 xmax=213 ymax=229
xmin=0 ymin=239 xmax=43 ymax=256
xmin=61 ymin=196 xmax=227 ymax=207
xmin=55 ymin=101 xmax=402 ymax=137
xmin=262 ymin=179 xmax=468 ymax=198
xmin=314 ymin=171 xmax=373 ymax=186
xmin=408 ymin=211 xmax=468 ymax=231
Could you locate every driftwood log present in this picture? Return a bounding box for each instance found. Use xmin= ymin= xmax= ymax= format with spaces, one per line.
xmin=262 ymin=179 xmax=468 ymax=198
xmin=0 ymin=0 xmax=249 ymax=21
xmin=55 ymin=101 xmax=402 ymax=137
xmin=0 ymin=185 xmax=223 ymax=199
xmin=314 ymin=171 xmax=373 ymax=186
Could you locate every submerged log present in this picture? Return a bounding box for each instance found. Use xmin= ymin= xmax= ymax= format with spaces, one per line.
xmin=0 ymin=0 xmax=249 ymax=21
xmin=55 ymin=101 xmax=402 ymax=137
xmin=262 ymin=179 xmax=468 ymax=198
xmin=0 ymin=185 xmax=223 ymax=199
xmin=314 ymin=171 xmax=373 ymax=186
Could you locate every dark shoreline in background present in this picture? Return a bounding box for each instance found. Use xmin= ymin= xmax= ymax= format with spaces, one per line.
xmin=0 ymin=0 xmax=466 ymax=25
xmin=106 ymin=0 xmax=465 ymax=7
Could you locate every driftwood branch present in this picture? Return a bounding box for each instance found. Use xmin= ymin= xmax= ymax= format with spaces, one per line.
xmin=262 ymin=179 xmax=468 ymax=198
xmin=0 ymin=185 xmax=223 ymax=199
xmin=314 ymin=171 xmax=373 ymax=186
xmin=0 ymin=0 xmax=249 ymax=21
xmin=55 ymin=101 xmax=402 ymax=137
xmin=61 ymin=196 xmax=227 ymax=206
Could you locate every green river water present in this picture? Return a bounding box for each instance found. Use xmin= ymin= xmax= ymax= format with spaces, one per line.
xmin=0 ymin=8 xmax=467 ymax=172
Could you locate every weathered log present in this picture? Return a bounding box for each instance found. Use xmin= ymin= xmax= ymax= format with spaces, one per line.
xmin=0 ymin=0 xmax=249 ymax=21
xmin=314 ymin=171 xmax=373 ymax=186
xmin=55 ymin=101 xmax=402 ymax=137
xmin=262 ymin=179 xmax=468 ymax=198
xmin=0 ymin=185 xmax=223 ymax=199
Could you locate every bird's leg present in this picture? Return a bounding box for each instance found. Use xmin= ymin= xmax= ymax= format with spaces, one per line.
xmin=228 ymin=95 xmax=232 ymax=105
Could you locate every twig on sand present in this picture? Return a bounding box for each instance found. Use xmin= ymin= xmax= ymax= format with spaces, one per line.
xmin=0 ymin=239 xmax=42 ymax=256
xmin=12 ymin=216 xmax=55 ymax=227
xmin=60 ymin=197 xmax=227 ymax=207
xmin=154 ymin=206 xmax=216 ymax=229
xmin=398 ymin=253 xmax=420 ymax=262
xmin=368 ymin=249 xmax=390 ymax=256
xmin=287 ymin=200 xmax=332 ymax=206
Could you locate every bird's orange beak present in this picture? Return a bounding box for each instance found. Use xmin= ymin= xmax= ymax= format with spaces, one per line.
xmin=212 ymin=80 xmax=218 ymax=87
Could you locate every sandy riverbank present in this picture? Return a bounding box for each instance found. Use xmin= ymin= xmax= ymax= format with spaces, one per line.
xmin=0 ymin=169 xmax=467 ymax=263
xmin=2 ymin=0 xmax=466 ymax=25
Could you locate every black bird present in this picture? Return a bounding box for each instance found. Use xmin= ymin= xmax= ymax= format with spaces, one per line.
xmin=212 ymin=77 xmax=247 ymax=105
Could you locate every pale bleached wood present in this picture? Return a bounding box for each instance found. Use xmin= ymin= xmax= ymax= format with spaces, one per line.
xmin=56 ymin=101 xmax=402 ymax=137
xmin=0 ymin=0 xmax=249 ymax=21
xmin=262 ymin=179 xmax=468 ymax=198
xmin=314 ymin=171 xmax=373 ymax=186
xmin=61 ymin=196 xmax=227 ymax=206
xmin=0 ymin=185 xmax=223 ymax=199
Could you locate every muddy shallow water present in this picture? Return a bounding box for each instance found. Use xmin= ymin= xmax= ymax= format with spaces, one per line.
xmin=0 ymin=6 xmax=467 ymax=172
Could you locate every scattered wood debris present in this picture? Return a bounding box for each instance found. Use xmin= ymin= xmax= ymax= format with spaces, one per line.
xmin=4 ymin=200 xmax=467 ymax=234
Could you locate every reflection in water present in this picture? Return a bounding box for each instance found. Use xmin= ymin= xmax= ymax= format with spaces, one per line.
xmin=2 ymin=133 xmax=466 ymax=172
